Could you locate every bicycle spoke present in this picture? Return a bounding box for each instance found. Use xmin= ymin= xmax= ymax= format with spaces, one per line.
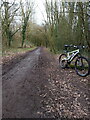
xmin=75 ymin=57 xmax=90 ymax=77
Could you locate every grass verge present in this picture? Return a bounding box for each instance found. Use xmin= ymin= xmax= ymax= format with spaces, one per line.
xmin=2 ymin=47 xmax=36 ymax=57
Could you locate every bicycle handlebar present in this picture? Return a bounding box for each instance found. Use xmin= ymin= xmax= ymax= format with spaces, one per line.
xmin=64 ymin=45 xmax=87 ymax=49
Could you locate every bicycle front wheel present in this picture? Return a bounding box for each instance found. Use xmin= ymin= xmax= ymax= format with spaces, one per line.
xmin=59 ymin=54 xmax=67 ymax=69
xmin=75 ymin=56 xmax=90 ymax=77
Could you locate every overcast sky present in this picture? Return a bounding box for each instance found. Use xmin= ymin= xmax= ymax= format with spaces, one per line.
xmin=2 ymin=0 xmax=87 ymax=25
xmin=3 ymin=0 xmax=47 ymax=25
xmin=34 ymin=0 xmax=47 ymax=25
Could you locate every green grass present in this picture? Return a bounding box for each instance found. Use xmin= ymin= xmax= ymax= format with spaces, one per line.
xmin=2 ymin=47 xmax=37 ymax=57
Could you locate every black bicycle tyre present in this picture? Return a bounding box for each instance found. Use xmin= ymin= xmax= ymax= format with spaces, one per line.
xmin=59 ymin=54 xmax=67 ymax=69
xmin=75 ymin=56 xmax=90 ymax=77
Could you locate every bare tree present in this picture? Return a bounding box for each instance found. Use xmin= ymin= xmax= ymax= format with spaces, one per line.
xmin=20 ymin=0 xmax=34 ymax=47
xmin=1 ymin=0 xmax=20 ymax=47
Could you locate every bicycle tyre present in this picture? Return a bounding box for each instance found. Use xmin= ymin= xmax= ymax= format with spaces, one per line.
xmin=59 ymin=54 xmax=67 ymax=69
xmin=75 ymin=56 xmax=90 ymax=77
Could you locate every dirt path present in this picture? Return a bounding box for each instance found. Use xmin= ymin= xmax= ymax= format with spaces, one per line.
xmin=2 ymin=47 xmax=90 ymax=119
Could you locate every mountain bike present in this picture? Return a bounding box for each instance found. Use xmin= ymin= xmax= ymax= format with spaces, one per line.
xmin=59 ymin=45 xmax=90 ymax=77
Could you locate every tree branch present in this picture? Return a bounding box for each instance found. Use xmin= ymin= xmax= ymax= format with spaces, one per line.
xmin=11 ymin=27 xmax=21 ymax=37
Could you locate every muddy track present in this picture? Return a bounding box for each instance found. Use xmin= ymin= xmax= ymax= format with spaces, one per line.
xmin=2 ymin=47 xmax=39 ymax=76
xmin=2 ymin=47 xmax=90 ymax=119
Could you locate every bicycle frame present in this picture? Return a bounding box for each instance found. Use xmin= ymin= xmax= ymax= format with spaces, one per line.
xmin=66 ymin=49 xmax=80 ymax=62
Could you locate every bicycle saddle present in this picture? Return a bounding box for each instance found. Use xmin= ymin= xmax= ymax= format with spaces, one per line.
xmin=64 ymin=45 xmax=70 ymax=48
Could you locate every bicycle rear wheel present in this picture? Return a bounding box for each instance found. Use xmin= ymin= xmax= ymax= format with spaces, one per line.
xmin=59 ymin=54 xmax=67 ymax=69
xmin=75 ymin=56 xmax=90 ymax=77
